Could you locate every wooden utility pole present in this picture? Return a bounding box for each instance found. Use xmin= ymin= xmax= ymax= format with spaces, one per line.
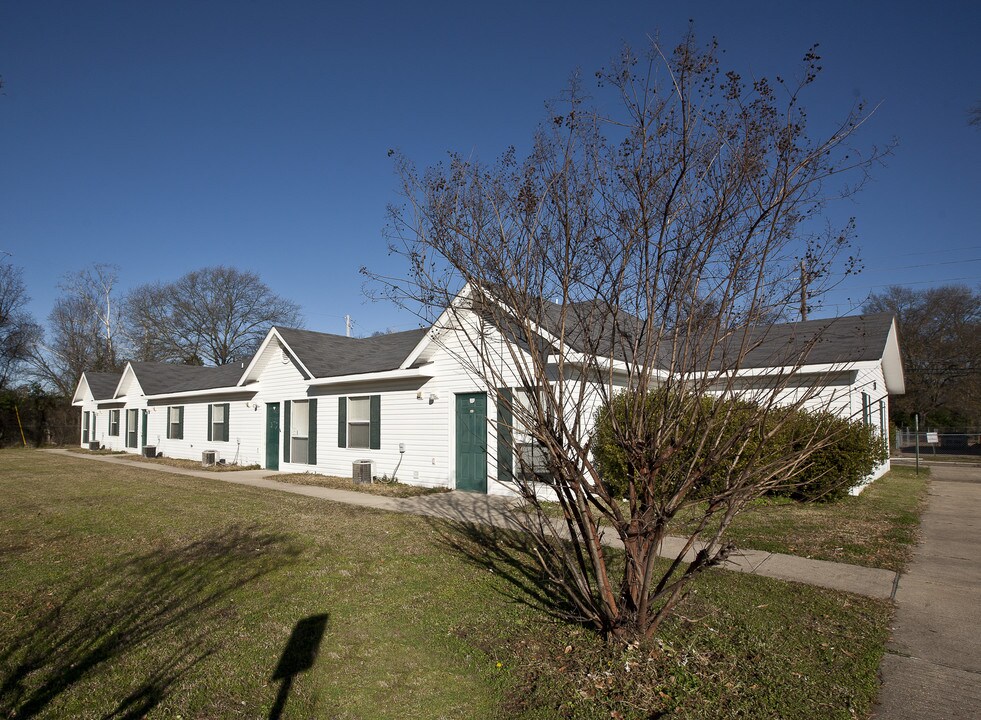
xmin=799 ymin=260 xmax=808 ymax=321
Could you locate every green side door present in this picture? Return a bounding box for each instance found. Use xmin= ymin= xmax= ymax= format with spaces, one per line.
xmin=455 ymin=393 xmax=488 ymax=493
xmin=266 ymin=403 xmax=280 ymax=470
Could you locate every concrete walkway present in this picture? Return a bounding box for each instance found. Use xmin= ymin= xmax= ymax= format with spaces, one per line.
xmin=874 ymin=462 xmax=981 ymax=719
xmin=46 ymin=449 xmax=898 ymax=600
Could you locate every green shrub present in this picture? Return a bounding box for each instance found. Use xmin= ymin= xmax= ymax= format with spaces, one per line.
xmin=773 ymin=409 xmax=888 ymax=502
xmin=591 ymin=389 xmax=767 ymax=501
xmin=592 ymin=390 xmax=887 ymax=503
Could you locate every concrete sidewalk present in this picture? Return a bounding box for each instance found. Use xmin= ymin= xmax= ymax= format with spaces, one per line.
xmin=874 ymin=463 xmax=981 ymax=719
xmin=46 ymin=449 xmax=898 ymax=600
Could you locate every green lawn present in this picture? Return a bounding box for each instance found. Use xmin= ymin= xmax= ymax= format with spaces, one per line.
xmin=673 ymin=465 xmax=929 ymax=572
xmin=526 ymin=466 xmax=928 ymax=572
xmin=1 ymin=449 xmax=892 ymax=719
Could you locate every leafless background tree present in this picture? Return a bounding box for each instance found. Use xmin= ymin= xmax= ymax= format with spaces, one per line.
xmin=865 ymin=284 xmax=981 ymax=427
xmin=368 ymin=33 xmax=886 ymax=640
xmin=124 ymin=266 xmax=302 ymax=366
xmin=0 ymin=257 xmax=41 ymax=391
xmin=29 ymin=264 xmax=124 ymax=396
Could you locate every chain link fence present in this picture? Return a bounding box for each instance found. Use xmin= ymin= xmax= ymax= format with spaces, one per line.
xmin=895 ymin=427 xmax=981 ymax=456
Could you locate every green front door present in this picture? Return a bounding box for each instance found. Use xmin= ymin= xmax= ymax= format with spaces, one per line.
xmin=141 ymin=410 xmax=148 ymax=448
xmin=455 ymin=393 xmax=487 ymax=493
xmin=266 ymin=403 xmax=280 ymax=470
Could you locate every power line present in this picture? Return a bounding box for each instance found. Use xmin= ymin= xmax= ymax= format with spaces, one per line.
xmin=858 ymin=257 xmax=981 ymax=275
xmin=885 ymin=244 xmax=981 ymax=258
xmin=835 ymin=276 xmax=980 ymax=294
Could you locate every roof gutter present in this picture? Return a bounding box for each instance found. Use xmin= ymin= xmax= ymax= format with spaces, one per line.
xmin=140 ymin=386 xmax=258 ymax=401
xmin=306 ymin=367 xmax=435 ymax=387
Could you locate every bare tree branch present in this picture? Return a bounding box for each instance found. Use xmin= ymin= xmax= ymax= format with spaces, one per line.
xmin=365 ymin=33 xmax=887 ymax=641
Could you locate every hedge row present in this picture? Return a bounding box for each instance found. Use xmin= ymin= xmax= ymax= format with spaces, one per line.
xmin=592 ymin=389 xmax=887 ymax=503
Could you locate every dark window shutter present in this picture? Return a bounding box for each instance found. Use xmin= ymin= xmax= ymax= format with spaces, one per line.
xmin=177 ymin=407 xmax=184 ymax=440
xmin=308 ymin=399 xmax=317 ymax=465
xmin=369 ymin=395 xmax=381 ymax=450
xmin=166 ymin=408 xmax=171 ymax=439
xmin=92 ymin=413 xmax=97 ymax=438
xmin=207 ymin=405 xmax=213 ymax=441
xmin=283 ymin=400 xmax=291 ymax=462
xmin=222 ymin=403 xmax=230 ymax=442
xmin=337 ymin=397 xmax=347 ymax=448
xmin=497 ymin=388 xmax=513 ymax=483
xmin=124 ymin=411 xmax=129 ymax=444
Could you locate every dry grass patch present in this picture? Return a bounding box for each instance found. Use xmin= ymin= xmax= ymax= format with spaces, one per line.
xmin=275 ymin=472 xmax=448 ymax=498
xmin=66 ymin=447 xmax=261 ymax=471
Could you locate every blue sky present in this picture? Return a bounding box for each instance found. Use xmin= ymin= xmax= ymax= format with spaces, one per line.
xmin=2 ymin=1 xmax=979 ymax=336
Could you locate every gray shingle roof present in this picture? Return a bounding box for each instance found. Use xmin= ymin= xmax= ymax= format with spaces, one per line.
xmin=84 ymin=372 xmax=122 ymax=400
xmin=528 ymin=297 xmax=895 ymax=370
xmin=735 ymin=313 xmax=896 ymax=369
xmin=275 ymin=327 xmax=428 ymax=378
xmin=129 ymin=361 xmax=249 ymax=396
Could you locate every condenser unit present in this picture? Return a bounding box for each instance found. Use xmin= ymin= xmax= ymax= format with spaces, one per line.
xmin=352 ymin=460 xmax=372 ymax=485
xmin=202 ymin=450 xmax=218 ymax=467
xmin=142 ymin=445 xmax=156 ymax=458
xmin=88 ymin=441 xmax=101 ymax=451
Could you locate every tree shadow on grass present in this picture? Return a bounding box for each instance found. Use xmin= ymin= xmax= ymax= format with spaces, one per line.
xmin=0 ymin=523 xmax=301 ymax=719
xmin=423 ymin=507 xmax=584 ymax=624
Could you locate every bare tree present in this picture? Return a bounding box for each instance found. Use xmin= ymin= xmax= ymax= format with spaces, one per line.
xmin=865 ymin=284 xmax=981 ymax=426
xmin=124 ymin=266 xmax=302 ymax=366
xmin=30 ymin=264 xmax=124 ymax=396
xmin=367 ymin=34 xmax=885 ymax=640
xmin=0 ymin=257 xmax=41 ymax=390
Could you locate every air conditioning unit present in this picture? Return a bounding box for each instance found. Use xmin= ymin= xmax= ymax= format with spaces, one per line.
xmin=202 ymin=450 xmax=218 ymax=467
xmin=352 ymin=460 xmax=372 ymax=485
xmin=88 ymin=441 xmax=101 ymax=451
xmin=143 ymin=445 xmax=156 ymax=458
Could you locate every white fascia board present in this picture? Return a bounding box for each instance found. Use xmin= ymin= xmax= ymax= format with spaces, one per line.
xmin=401 ymin=284 xmax=567 ymax=370
xmin=400 ymin=320 xmax=444 ymax=369
xmin=112 ymin=363 xmax=141 ymax=399
xmin=306 ymin=367 xmax=436 ymax=388
xmin=142 ymin=386 xmax=258 ymax=401
xmin=881 ymin=319 xmax=905 ymax=395
xmin=238 ymin=328 xmax=280 ymax=384
xmin=715 ymin=360 xmax=872 ymax=379
xmin=399 ymin=287 xmax=472 ymax=369
xmin=238 ymin=328 xmax=314 ymax=385
xmin=71 ymin=375 xmax=91 ymax=405
xmin=555 ymin=356 xmax=870 ymax=383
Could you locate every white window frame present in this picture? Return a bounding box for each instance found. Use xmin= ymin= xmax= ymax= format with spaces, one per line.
xmin=168 ymin=407 xmax=182 ymax=440
xmin=347 ymin=396 xmax=370 ymax=449
xmin=126 ymin=408 xmax=139 ymax=448
xmin=211 ymin=403 xmax=228 ymax=442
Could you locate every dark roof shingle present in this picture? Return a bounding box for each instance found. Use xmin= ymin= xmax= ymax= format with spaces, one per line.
xmin=529 ymin=296 xmax=894 ymax=370
xmin=84 ymin=372 xmax=122 ymax=400
xmin=275 ymin=327 xmax=428 ymax=379
xmin=129 ymin=361 xmax=248 ymax=395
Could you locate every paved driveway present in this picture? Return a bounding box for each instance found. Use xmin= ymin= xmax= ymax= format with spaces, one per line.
xmin=874 ymin=463 xmax=981 ymax=718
